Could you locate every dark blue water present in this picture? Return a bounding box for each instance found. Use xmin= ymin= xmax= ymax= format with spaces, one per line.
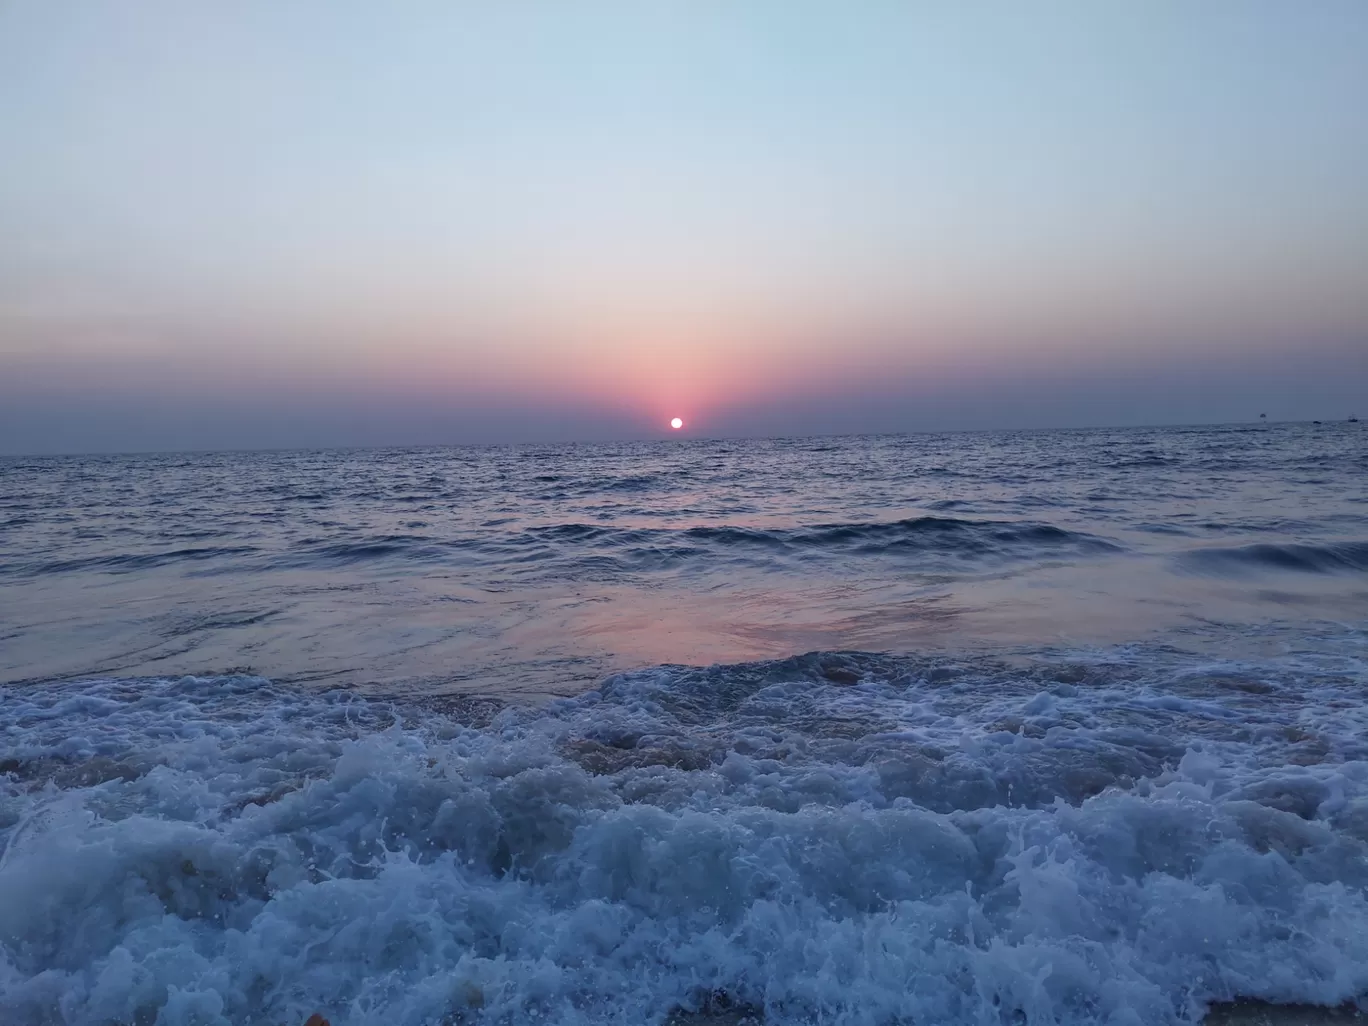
xmin=2 ymin=422 xmax=1368 ymax=1026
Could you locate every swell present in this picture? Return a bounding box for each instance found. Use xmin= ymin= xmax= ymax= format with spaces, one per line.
xmin=2 ymin=545 xmax=259 ymax=578
xmin=284 ymin=535 xmax=453 ymax=567
xmin=531 ymin=515 xmax=1122 ymax=560
xmin=1180 ymin=540 xmax=1368 ymax=575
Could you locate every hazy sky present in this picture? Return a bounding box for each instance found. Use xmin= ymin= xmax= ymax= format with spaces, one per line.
xmin=2 ymin=1 xmax=1366 ymax=453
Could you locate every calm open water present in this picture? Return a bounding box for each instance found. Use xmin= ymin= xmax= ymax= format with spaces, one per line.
xmin=2 ymin=422 xmax=1368 ymax=1025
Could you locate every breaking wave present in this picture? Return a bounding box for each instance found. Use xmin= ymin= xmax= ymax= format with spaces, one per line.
xmin=3 ymin=643 xmax=1367 ymax=1025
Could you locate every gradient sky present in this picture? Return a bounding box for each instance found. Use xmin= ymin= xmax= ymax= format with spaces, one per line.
xmin=2 ymin=1 xmax=1366 ymax=453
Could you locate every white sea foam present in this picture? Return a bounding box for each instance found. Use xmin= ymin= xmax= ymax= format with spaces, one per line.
xmin=2 ymin=642 xmax=1368 ymax=1025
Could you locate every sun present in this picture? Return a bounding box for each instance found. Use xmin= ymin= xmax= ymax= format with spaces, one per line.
xmin=670 ymin=417 xmax=684 ymax=430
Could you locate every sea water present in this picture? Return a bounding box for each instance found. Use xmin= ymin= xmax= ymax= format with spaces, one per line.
xmin=1 ymin=423 xmax=1366 ymax=1024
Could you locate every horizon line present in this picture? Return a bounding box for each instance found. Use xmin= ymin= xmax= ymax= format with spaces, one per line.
xmin=2 ymin=416 xmax=1354 ymax=460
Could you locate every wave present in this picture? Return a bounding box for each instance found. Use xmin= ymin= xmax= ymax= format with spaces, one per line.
xmin=5 ymin=517 xmax=1121 ymax=582
xmin=533 ymin=516 xmax=1122 ymax=561
xmin=513 ymin=517 xmax=1123 ymax=581
xmin=2 ymin=646 xmax=1366 ymax=1025
xmin=289 ymin=535 xmax=450 ymax=567
xmin=1180 ymin=540 xmax=1368 ymax=575
xmin=3 ymin=545 xmax=259 ymax=577
xmin=1109 ymin=454 xmax=1178 ymax=468
xmin=600 ymin=473 xmax=666 ymax=492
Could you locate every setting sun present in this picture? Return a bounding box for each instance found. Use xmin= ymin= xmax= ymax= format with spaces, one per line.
xmin=670 ymin=417 xmax=684 ymax=430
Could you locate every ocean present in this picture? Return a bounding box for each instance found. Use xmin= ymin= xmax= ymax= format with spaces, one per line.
xmin=1 ymin=422 xmax=1367 ymax=1025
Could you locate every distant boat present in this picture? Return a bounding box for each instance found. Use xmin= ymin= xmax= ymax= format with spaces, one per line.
xmin=1259 ymin=413 xmax=1267 ymax=419
xmin=1313 ymin=420 xmax=1322 ymax=425
xmin=1351 ymin=416 xmax=1360 ymax=423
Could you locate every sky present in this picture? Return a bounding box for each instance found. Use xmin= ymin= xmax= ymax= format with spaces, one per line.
xmin=2 ymin=1 xmax=1366 ymax=454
